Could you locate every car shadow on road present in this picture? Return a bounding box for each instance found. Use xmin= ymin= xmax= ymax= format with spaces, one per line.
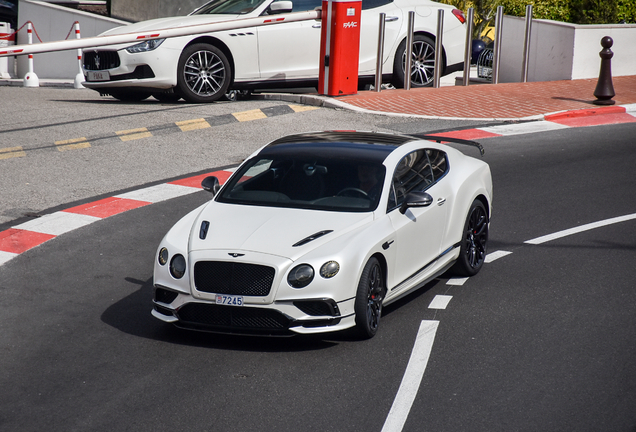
xmin=101 ymin=275 xmax=350 ymax=352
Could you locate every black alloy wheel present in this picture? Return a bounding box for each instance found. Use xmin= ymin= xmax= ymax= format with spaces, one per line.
xmin=354 ymin=257 xmax=385 ymax=339
xmin=453 ymin=199 xmax=489 ymax=276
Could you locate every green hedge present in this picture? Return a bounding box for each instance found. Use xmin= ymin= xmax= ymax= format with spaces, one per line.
xmin=439 ymin=0 xmax=636 ymax=24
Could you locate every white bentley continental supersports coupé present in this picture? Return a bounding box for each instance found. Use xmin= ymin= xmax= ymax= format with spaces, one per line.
xmin=152 ymin=131 xmax=492 ymax=338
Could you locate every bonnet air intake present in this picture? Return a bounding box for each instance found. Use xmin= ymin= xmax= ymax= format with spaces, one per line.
xmin=292 ymin=230 xmax=333 ymax=247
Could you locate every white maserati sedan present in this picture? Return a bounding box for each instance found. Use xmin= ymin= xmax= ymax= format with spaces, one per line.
xmin=152 ymin=131 xmax=492 ymax=338
xmin=82 ymin=0 xmax=467 ymax=102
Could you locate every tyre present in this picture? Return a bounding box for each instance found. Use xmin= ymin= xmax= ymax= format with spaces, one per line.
xmin=452 ymin=199 xmax=489 ymax=277
xmin=176 ymin=43 xmax=232 ymax=103
xmin=354 ymin=257 xmax=385 ymax=339
xmin=392 ymin=35 xmax=439 ymax=88
xmin=109 ymin=91 xmax=151 ymax=102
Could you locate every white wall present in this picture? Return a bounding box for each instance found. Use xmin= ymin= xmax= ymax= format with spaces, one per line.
xmin=499 ymin=15 xmax=636 ymax=83
xmin=16 ymin=0 xmax=128 ymax=79
xmin=110 ymin=0 xmax=208 ymax=22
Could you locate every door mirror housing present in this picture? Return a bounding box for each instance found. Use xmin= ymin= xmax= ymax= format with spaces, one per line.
xmin=201 ymin=176 xmax=221 ymax=196
xmin=399 ymin=192 xmax=433 ymax=214
xmin=269 ymin=1 xmax=293 ymax=14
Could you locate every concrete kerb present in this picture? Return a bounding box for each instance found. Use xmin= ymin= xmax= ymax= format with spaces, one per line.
xmin=0 ymin=78 xmax=75 ymax=88
xmin=257 ymin=92 xmax=636 ymax=122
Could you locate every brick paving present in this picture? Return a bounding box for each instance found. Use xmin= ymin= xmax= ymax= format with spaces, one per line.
xmin=335 ymin=76 xmax=636 ymax=119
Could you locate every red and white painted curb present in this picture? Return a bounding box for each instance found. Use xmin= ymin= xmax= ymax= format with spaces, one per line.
xmin=425 ymin=104 xmax=636 ymax=140
xmin=0 ymin=170 xmax=234 ymax=266
xmin=1 ymin=104 xmax=635 ymax=267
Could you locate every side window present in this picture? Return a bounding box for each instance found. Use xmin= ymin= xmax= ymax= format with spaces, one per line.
xmin=361 ymin=0 xmax=393 ymax=10
xmin=290 ymin=0 xmax=322 ymax=11
xmin=388 ymin=149 xmax=448 ymax=211
xmin=428 ymin=149 xmax=448 ymax=181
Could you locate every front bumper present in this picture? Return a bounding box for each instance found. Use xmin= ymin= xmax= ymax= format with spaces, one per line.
xmin=81 ymin=45 xmax=180 ymax=91
xmin=152 ymin=285 xmax=356 ymax=336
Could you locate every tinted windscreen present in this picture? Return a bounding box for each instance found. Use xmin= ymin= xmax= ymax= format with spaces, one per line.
xmin=217 ymin=143 xmax=391 ymax=212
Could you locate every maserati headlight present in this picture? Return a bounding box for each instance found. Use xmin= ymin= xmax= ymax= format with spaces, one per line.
xmin=170 ymin=254 xmax=186 ymax=279
xmin=158 ymin=247 xmax=169 ymax=266
xmin=126 ymin=38 xmax=165 ymax=53
xmin=320 ymin=261 xmax=340 ymax=279
xmin=288 ymin=264 xmax=314 ymax=288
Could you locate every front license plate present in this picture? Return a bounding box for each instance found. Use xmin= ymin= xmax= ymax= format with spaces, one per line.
xmin=87 ymin=70 xmax=110 ymax=82
xmin=216 ymin=294 xmax=244 ymax=307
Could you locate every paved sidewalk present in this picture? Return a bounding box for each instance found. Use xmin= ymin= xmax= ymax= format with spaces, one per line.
xmin=266 ymin=75 xmax=636 ymax=121
xmin=3 ymin=75 xmax=636 ymax=120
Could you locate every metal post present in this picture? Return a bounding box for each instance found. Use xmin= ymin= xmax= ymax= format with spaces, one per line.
xmin=322 ymin=0 xmax=333 ymax=94
xmin=492 ymin=5 xmax=503 ymax=84
xmin=404 ymin=11 xmax=414 ymax=90
xmin=433 ymin=9 xmax=444 ymax=88
xmin=375 ymin=13 xmax=386 ymax=92
xmin=462 ymin=7 xmax=474 ymax=86
xmin=23 ymin=22 xmax=39 ymax=87
xmin=74 ymin=22 xmax=84 ymax=89
xmin=521 ymin=4 xmax=533 ymax=83
xmin=593 ymin=36 xmax=615 ymax=105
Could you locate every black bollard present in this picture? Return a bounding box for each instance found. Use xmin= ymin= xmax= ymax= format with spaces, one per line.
xmin=593 ymin=36 xmax=615 ymax=105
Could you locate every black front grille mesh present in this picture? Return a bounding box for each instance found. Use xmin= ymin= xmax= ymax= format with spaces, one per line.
xmin=155 ymin=288 xmax=178 ymax=304
xmin=83 ymin=51 xmax=120 ymax=70
xmin=194 ymin=261 xmax=275 ymax=296
xmin=294 ymin=300 xmax=337 ymax=317
xmin=177 ymin=303 xmax=290 ymax=331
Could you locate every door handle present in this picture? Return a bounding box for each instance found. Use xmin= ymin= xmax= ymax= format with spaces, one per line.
xmin=385 ymin=16 xmax=399 ymax=22
xmin=437 ymin=197 xmax=446 ymax=206
xmin=312 ymin=23 xmax=321 ymax=28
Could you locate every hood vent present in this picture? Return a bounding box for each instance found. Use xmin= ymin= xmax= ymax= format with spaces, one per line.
xmin=199 ymin=221 xmax=210 ymax=240
xmin=293 ymin=230 xmax=333 ymax=247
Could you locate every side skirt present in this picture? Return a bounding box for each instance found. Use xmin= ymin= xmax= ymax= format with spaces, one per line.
xmin=383 ymin=243 xmax=460 ymax=306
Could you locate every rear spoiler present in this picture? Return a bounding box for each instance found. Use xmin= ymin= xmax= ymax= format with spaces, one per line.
xmin=410 ymin=134 xmax=485 ymax=156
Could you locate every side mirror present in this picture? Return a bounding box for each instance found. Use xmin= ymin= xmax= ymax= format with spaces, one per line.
xmin=399 ymin=192 xmax=433 ymax=214
xmin=201 ymin=176 xmax=221 ymax=196
xmin=269 ymin=1 xmax=293 ymax=14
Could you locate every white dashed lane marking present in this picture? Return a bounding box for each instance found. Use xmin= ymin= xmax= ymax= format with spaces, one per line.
xmin=429 ymin=295 xmax=453 ymax=309
xmin=485 ymin=250 xmax=513 ymax=263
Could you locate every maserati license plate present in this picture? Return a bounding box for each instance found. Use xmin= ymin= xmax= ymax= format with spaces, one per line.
xmin=87 ymin=71 xmax=110 ymax=82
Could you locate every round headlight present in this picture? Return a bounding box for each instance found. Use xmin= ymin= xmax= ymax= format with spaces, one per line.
xmin=170 ymin=254 xmax=186 ymax=279
xmin=158 ymin=247 xmax=169 ymax=266
xmin=288 ymin=264 xmax=314 ymax=288
xmin=320 ymin=261 xmax=340 ymax=279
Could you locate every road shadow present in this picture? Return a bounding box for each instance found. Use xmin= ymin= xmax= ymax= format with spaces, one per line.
xmin=551 ymin=96 xmax=595 ymax=104
xmin=102 ymin=273 xmax=443 ymax=351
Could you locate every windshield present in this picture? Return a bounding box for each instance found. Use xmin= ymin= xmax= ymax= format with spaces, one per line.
xmin=217 ymin=143 xmax=389 ymax=212
xmin=190 ymin=0 xmax=268 ymax=15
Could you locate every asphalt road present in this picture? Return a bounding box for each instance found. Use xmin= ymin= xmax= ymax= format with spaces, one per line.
xmin=1 ymin=88 xmax=635 ymax=431
xmin=0 ymin=86 xmax=494 ymax=227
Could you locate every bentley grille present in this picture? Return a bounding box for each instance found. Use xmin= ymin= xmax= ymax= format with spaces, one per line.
xmin=194 ymin=261 xmax=275 ymax=296
xmin=83 ymin=51 xmax=120 ymax=71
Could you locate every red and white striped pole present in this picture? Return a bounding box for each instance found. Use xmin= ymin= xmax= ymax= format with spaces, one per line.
xmin=73 ymin=21 xmax=84 ymax=89
xmin=23 ymin=22 xmax=39 ymax=87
